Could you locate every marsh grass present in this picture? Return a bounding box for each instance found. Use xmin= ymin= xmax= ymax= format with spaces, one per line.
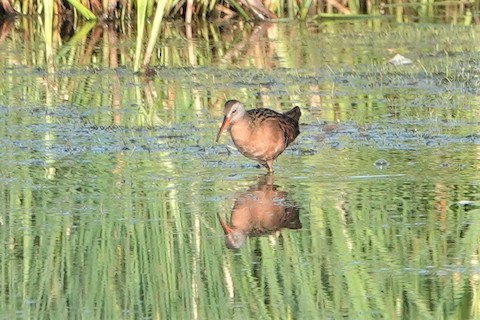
xmin=1 ymin=0 xmax=479 ymax=23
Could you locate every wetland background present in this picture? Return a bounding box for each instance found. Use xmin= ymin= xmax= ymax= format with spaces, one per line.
xmin=1 ymin=5 xmax=480 ymax=320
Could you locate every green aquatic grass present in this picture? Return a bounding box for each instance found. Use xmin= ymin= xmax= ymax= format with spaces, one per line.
xmin=4 ymin=0 xmax=479 ymax=22
xmin=65 ymin=0 xmax=97 ymax=20
xmin=140 ymin=0 xmax=167 ymax=72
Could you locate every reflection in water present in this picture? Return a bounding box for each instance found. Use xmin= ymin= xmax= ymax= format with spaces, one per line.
xmin=219 ymin=175 xmax=301 ymax=249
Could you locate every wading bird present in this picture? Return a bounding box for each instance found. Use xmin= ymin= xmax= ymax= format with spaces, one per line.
xmin=216 ymin=100 xmax=301 ymax=173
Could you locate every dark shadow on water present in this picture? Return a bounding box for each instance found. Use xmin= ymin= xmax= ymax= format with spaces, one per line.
xmin=218 ymin=174 xmax=301 ymax=249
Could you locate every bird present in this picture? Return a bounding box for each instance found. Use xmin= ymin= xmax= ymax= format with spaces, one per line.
xmin=216 ymin=100 xmax=301 ymax=173
xmin=218 ymin=174 xmax=301 ymax=249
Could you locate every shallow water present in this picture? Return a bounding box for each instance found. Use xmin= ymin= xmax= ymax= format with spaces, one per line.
xmin=0 ymin=18 xmax=479 ymax=319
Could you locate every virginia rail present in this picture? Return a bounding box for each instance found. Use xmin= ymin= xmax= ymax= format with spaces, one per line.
xmin=216 ymin=100 xmax=301 ymax=173
xmin=218 ymin=175 xmax=301 ymax=249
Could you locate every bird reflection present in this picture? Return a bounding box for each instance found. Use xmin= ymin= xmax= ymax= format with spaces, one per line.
xmin=219 ymin=175 xmax=301 ymax=249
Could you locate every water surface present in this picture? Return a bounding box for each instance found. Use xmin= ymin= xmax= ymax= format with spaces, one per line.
xmin=0 ymin=18 xmax=479 ymax=319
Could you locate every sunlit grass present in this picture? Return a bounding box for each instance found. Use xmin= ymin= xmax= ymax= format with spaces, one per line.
xmin=3 ymin=0 xmax=479 ymax=22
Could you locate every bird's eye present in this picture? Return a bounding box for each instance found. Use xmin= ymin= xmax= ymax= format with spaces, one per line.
xmin=231 ymin=109 xmax=237 ymax=114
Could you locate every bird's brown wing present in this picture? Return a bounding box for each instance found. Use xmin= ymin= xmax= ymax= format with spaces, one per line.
xmin=249 ymin=108 xmax=300 ymax=147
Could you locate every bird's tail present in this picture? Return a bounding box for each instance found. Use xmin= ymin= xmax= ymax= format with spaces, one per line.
xmin=284 ymin=106 xmax=301 ymax=122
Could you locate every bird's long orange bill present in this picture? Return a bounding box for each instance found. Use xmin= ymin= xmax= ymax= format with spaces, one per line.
xmin=218 ymin=216 xmax=233 ymax=234
xmin=216 ymin=116 xmax=231 ymax=142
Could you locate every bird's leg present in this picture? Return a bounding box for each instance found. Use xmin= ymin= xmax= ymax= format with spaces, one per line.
xmin=266 ymin=160 xmax=274 ymax=173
